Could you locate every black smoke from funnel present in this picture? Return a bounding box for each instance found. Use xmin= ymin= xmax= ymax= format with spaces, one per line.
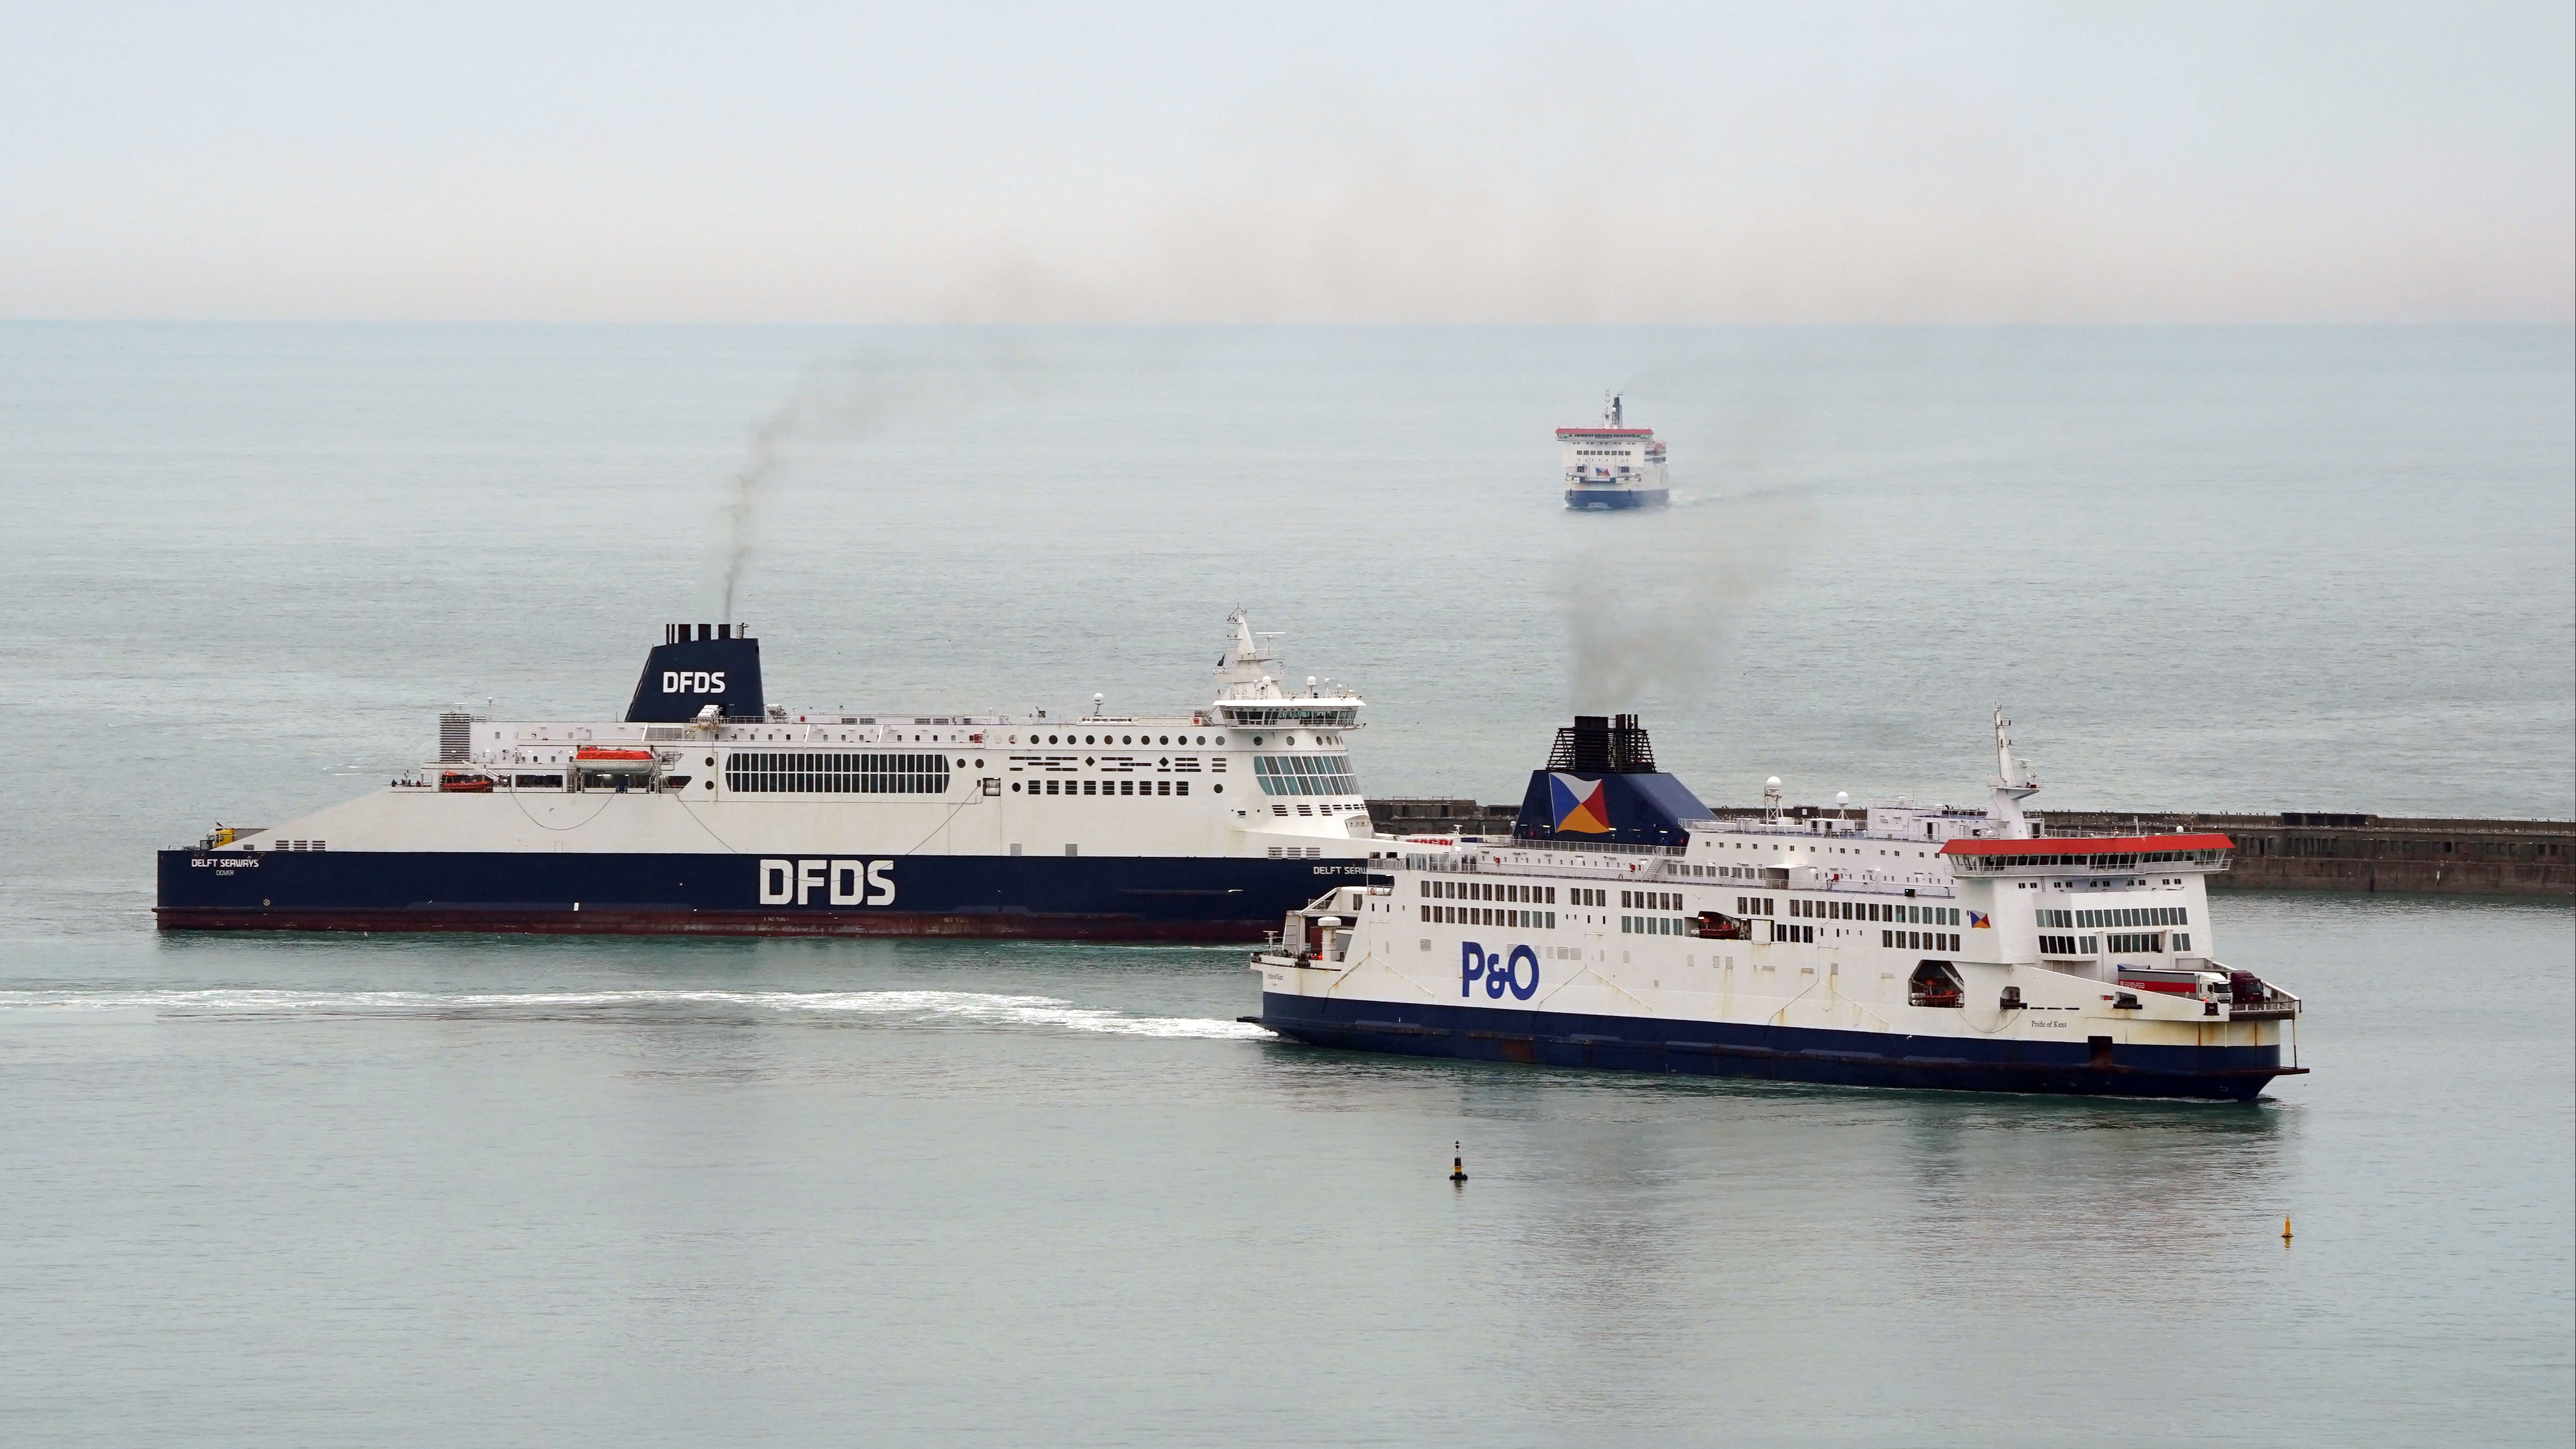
xmin=706 ymin=344 xmax=1044 ymax=622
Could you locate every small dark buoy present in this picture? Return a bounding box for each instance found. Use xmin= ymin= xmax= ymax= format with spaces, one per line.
xmin=1450 ymin=1141 xmax=1468 ymax=1184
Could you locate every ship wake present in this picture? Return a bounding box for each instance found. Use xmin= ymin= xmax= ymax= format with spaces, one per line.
xmin=0 ymin=988 xmax=1273 ymax=1039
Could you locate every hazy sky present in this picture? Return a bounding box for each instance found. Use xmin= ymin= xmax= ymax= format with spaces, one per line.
xmin=6 ymin=2 xmax=2570 ymax=323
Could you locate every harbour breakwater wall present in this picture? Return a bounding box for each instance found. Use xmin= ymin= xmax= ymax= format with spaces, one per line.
xmin=1364 ymin=800 xmax=2573 ymax=899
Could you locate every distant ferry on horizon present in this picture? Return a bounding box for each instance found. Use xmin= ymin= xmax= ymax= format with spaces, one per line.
xmin=1561 ymin=393 xmax=1670 ymax=510
xmin=157 ymin=612 xmax=1384 ymax=939
xmin=1251 ymin=712 xmax=2306 ymax=1100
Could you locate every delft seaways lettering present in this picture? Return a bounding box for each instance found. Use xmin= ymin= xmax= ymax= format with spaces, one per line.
xmin=1460 ymin=942 xmax=1540 ymax=1001
xmin=758 ymin=859 xmax=895 ymax=906
xmin=662 ymin=670 xmax=728 ymax=695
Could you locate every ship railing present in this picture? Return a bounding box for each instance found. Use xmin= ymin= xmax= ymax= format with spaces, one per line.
xmin=1403 ymin=843 xmax=1688 ymax=875
xmin=1706 ymin=819 xmax=1879 ymax=840
xmin=1505 ymin=835 xmax=1688 ymax=858
xmin=1704 ymin=818 xmax=2234 ymax=848
xmin=1401 ymin=835 xmax=1687 ymax=862
xmin=1790 ymin=879 xmax=1959 ymax=900
xmin=1948 ymin=847 xmax=2233 ymax=875
xmin=1404 ymin=855 xmax=1663 ymax=877
xmin=2227 ymin=988 xmax=2301 ymax=1021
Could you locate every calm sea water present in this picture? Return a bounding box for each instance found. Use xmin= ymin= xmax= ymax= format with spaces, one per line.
xmin=0 ymin=324 xmax=2569 ymax=1445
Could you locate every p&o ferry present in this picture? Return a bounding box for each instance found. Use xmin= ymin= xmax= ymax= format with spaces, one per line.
xmin=1252 ymin=714 xmax=2305 ymax=1099
xmin=157 ymin=612 xmax=1383 ymax=938
xmin=1561 ymin=393 xmax=1670 ymax=510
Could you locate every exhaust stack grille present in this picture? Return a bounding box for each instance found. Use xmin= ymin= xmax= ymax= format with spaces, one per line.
xmin=1546 ymin=713 xmax=1656 ymax=774
xmin=438 ymin=711 xmax=476 ymax=763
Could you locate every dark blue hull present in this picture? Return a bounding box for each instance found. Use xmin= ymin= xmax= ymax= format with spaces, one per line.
xmin=156 ymin=849 xmax=1371 ymax=940
xmin=1565 ymin=488 xmax=1669 ymax=510
xmin=1256 ymin=993 xmax=2299 ymax=1101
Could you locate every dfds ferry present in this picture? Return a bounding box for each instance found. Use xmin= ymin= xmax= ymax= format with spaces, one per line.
xmin=1252 ymin=714 xmax=2305 ymax=1100
xmin=1561 ymin=393 xmax=1669 ymax=509
xmin=157 ymin=613 xmax=1381 ymax=939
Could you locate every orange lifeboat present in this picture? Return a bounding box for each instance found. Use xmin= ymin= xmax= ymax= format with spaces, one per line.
xmin=574 ymin=747 xmax=656 ymax=762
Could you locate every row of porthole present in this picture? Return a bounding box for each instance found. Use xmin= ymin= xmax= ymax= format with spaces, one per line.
xmin=1003 ymin=732 xmax=1331 ymax=749
xmin=1012 ymin=780 xmax=1217 ymax=795
xmin=1014 ymin=733 xmax=1224 ymax=747
xmin=706 ymin=755 xmax=987 ymax=769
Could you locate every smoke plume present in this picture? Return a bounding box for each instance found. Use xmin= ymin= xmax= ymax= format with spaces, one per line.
xmin=1559 ymin=486 xmax=1814 ymax=713
xmin=707 ymin=345 xmax=1042 ymax=621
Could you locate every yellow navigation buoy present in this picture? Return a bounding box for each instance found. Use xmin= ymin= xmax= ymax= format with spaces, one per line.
xmin=2282 ymin=1216 xmax=2294 ymax=1242
xmin=1450 ymin=1141 xmax=1468 ymax=1184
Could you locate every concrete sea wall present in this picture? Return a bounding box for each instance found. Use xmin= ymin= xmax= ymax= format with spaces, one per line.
xmin=1364 ymin=800 xmax=2573 ymax=898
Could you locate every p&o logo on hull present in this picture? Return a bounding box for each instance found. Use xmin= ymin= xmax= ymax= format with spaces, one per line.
xmin=1461 ymin=941 xmax=1540 ymax=1001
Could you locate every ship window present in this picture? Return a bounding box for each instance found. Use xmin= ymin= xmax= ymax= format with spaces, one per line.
xmin=1083 ymin=780 xmax=1097 ymax=795
xmin=1254 ymin=754 xmax=1358 ymax=796
xmin=1178 ymin=781 xmax=1188 ymax=795
xmin=722 ymin=752 xmax=951 ymax=795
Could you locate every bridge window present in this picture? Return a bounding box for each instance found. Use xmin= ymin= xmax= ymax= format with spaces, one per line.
xmin=1253 ymin=754 xmax=1359 ymax=796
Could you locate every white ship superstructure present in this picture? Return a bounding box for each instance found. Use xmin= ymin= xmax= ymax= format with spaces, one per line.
xmin=1251 ymin=713 xmax=2304 ymax=1099
xmin=160 ymin=612 xmax=1384 ymax=939
xmin=1560 ymin=393 xmax=1670 ymax=510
